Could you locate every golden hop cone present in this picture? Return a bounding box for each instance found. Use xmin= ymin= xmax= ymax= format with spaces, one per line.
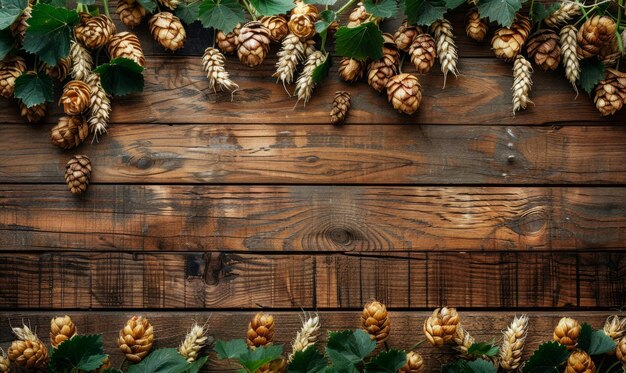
xmin=347 ymin=2 xmax=372 ymax=28
xmin=46 ymin=56 xmax=71 ymax=81
xmin=387 ymin=74 xmax=422 ymax=115
xmin=202 ymin=47 xmax=239 ymax=93
xmin=553 ymin=317 xmax=581 ymax=350
xmin=453 ymin=324 xmax=475 ymax=356
xmin=294 ymin=50 xmax=326 ymax=105
xmin=0 ymin=56 xmax=27 ymax=98
xmin=604 ymin=316 xmax=626 ymax=341
xmin=466 ymin=10 xmax=488 ymax=42
xmin=149 ymin=12 xmax=186 ymax=52
xmin=499 ymin=315 xmax=529 ymax=371
xmin=51 ymin=116 xmax=89 ymax=149
xmin=291 ymin=1 xmax=319 ymax=17
xmin=157 ymin=0 xmax=180 ymax=10
xmin=238 ymin=21 xmax=272 ymax=67
xmin=599 ymin=38 xmax=620 ymax=66
xmin=594 ymin=69 xmax=626 ymax=116
xmin=362 ymin=300 xmax=391 ymax=343
xmin=246 ymin=313 xmax=275 ymax=348
xmin=217 ymin=25 xmax=241 ymax=55
xmin=19 ymin=101 xmax=47 ymax=123
xmin=330 ymin=91 xmax=351 ymax=125
xmin=60 ymin=80 xmax=91 ymax=116
xmin=108 ymin=32 xmax=146 ymax=67
xmin=179 ymin=323 xmax=209 ymax=362
xmin=261 ymin=15 xmax=289 ymax=42
xmin=0 ymin=348 xmax=9 ymax=373
xmin=288 ymin=14 xmax=316 ymax=41
xmin=367 ymin=33 xmax=400 ymax=92
xmin=70 ymin=40 xmax=93 ymax=81
xmin=75 ymin=14 xmax=117 ymax=49
xmin=409 ymin=34 xmax=436 ymax=74
xmin=544 ymin=1 xmax=580 ymax=28
xmin=10 ymin=4 xmax=31 ymax=44
xmin=288 ymin=313 xmax=320 ymax=361
xmin=560 ymin=25 xmax=580 ymax=93
xmin=577 ymin=16 xmax=616 ymax=59
xmin=65 ymin=155 xmax=92 ymax=194
xmin=394 ymin=20 xmax=423 ymax=52
xmin=431 ymin=19 xmax=458 ymax=88
xmin=423 ymin=307 xmax=460 ymax=346
xmin=8 ymin=325 xmax=48 ymax=369
xmin=338 ymin=57 xmax=365 ymax=82
xmin=274 ymin=34 xmax=306 ymax=85
xmin=50 ymin=315 xmax=77 ymax=348
xmin=399 ymin=351 xmax=424 ymax=373
xmin=616 ymin=336 xmax=626 ymax=363
xmin=526 ymin=29 xmax=561 ymax=71
xmin=492 ymin=14 xmax=531 ymax=61
xmin=117 ymin=0 xmax=146 ymax=29
xmin=118 ymin=316 xmax=154 ymax=363
xmin=512 ymin=55 xmax=533 ymax=114
xmin=86 ymin=73 xmax=111 ymax=139
xmin=566 ymin=351 xmax=595 ymax=373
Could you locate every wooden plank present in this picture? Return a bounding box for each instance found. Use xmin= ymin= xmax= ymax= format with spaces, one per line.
xmin=1 ymin=57 xmax=623 ymax=125
xmin=0 ymin=311 xmax=618 ymax=372
xmin=3 ymin=124 xmax=626 ymax=184
xmin=2 ymin=185 xmax=626 ymax=252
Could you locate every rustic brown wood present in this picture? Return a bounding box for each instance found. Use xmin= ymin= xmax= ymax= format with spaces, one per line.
xmin=2 ymin=185 xmax=626 ymax=252
xmin=0 ymin=311 xmax=620 ymax=372
xmin=3 ymin=124 xmax=626 ymax=184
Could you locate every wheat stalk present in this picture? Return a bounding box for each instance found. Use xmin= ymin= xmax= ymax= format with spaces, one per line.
xmin=454 ymin=324 xmax=475 ymax=356
xmin=431 ymin=19 xmax=459 ymax=88
xmin=288 ymin=312 xmax=321 ymax=361
xmin=294 ymin=50 xmax=326 ymax=106
xmin=274 ymin=34 xmax=306 ymax=91
xmin=70 ymin=40 xmax=93 ymax=82
xmin=560 ymin=25 xmax=580 ymax=96
xmin=544 ymin=1 xmax=581 ymax=28
xmin=604 ymin=316 xmax=626 ymax=341
xmin=86 ymin=73 xmax=111 ymax=142
xmin=179 ymin=322 xmax=210 ymax=362
xmin=512 ymin=55 xmax=533 ymax=114
xmin=499 ymin=315 xmax=529 ymax=371
xmin=202 ymin=47 xmax=239 ymax=96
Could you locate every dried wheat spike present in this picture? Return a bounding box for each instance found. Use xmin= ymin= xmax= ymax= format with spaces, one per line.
xmin=500 ymin=315 xmax=529 ymax=371
xmin=288 ymin=312 xmax=320 ymax=361
xmin=431 ymin=19 xmax=458 ymax=88
xmin=512 ymin=55 xmax=533 ymax=114
xmin=179 ymin=322 xmax=210 ymax=362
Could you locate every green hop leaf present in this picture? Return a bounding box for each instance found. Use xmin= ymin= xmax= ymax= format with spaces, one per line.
xmin=587 ymin=329 xmax=617 ymax=355
xmin=577 ymin=323 xmax=593 ymax=352
xmin=466 ymin=359 xmax=497 ymax=373
xmin=364 ymin=350 xmax=407 ymax=373
xmin=326 ymin=330 xmax=376 ymax=367
xmin=249 ymin=0 xmax=293 ymax=16
xmin=335 ymin=22 xmax=384 ymax=60
xmin=364 ymin=0 xmax=398 ymax=19
xmin=0 ymin=0 xmax=27 ymax=30
xmin=444 ymin=0 xmax=464 ymax=8
xmin=312 ymin=53 xmax=330 ymax=84
xmin=0 ymin=28 xmax=13 ymax=60
xmin=22 ymin=3 xmax=79 ymax=65
xmin=287 ymin=347 xmax=328 ymax=373
xmin=238 ymin=344 xmax=283 ymax=373
xmin=578 ymin=58 xmax=605 ymax=95
xmin=467 ymin=342 xmax=500 ymax=358
xmin=49 ymin=335 xmax=108 ymax=372
xmin=315 ymin=9 xmax=337 ymax=33
xmin=304 ymin=0 xmax=336 ymax=4
xmin=174 ymin=356 xmax=209 ymax=373
xmin=530 ymin=2 xmax=559 ymax=23
xmin=404 ymin=0 xmax=447 ymax=26
xmin=198 ymin=0 xmax=246 ymax=32
xmin=442 ymin=360 xmax=471 ymax=373
xmin=214 ymin=339 xmax=248 ymax=360
xmin=93 ymin=57 xmax=144 ymax=96
xmin=175 ymin=0 xmax=201 ymax=24
xmin=522 ymin=342 xmax=569 ymax=373
xmin=126 ymin=349 xmax=189 ymax=373
xmin=13 ymin=72 xmax=53 ymax=107
xmin=136 ymin=0 xmax=157 ymax=12
xmin=476 ymin=0 xmax=524 ymax=27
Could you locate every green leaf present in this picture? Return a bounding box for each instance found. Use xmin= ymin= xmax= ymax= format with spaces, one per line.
xmin=442 ymin=360 xmax=471 ymax=373
xmin=522 ymin=342 xmax=569 ymax=373
xmin=476 ymin=0 xmax=524 ymax=27
xmin=0 ymin=0 xmax=27 ymax=30
xmin=364 ymin=0 xmax=398 ymax=18
xmin=93 ymin=57 xmax=144 ymax=96
xmin=198 ymin=0 xmax=246 ymax=32
xmin=49 ymin=335 xmax=107 ymax=372
xmin=311 ymin=53 xmax=330 ymax=84
xmin=0 ymin=28 xmax=13 ymax=59
xmin=578 ymin=58 xmax=605 ymax=95
xmin=22 ymin=4 xmax=79 ymax=65
xmin=335 ymin=22 xmax=384 ymax=60
xmin=404 ymin=0 xmax=447 ymax=26
xmin=466 ymin=359 xmax=497 ymax=373
xmin=238 ymin=345 xmax=284 ymax=373
xmin=101 ymin=370 xmax=123 ymax=373
xmin=13 ymin=72 xmax=53 ymax=107
xmin=444 ymin=0 xmax=464 ymax=8
xmin=577 ymin=323 xmax=593 ymax=352
xmin=587 ymin=329 xmax=617 ymax=355
xmin=467 ymin=342 xmax=500 ymax=358
xmin=175 ymin=0 xmax=201 ymax=24
xmin=214 ymin=339 xmax=248 ymax=360
xmin=326 ymin=330 xmax=376 ymax=367
xmin=77 ymin=0 xmax=95 ymax=6
xmin=304 ymin=0 xmax=336 ymax=4
xmin=174 ymin=356 xmax=209 ymax=373
xmin=126 ymin=349 xmax=189 ymax=373
xmin=364 ymin=350 xmax=406 ymax=373
xmin=249 ymin=0 xmax=293 ymax=16
xmin=40 ymin=0 xmax=67 ymax=7
xmin=136 ymin=0 xmax=157 ymax=12
xmin=529 ymin=2 xmax=559 ymax=23
xmin=287 ymin=347 xmax=328 ymax=373
xmin=315 ymin=9 xmax=336 ymax=33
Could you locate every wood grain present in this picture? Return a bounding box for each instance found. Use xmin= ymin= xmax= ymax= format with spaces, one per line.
xmin=2 ymin=185 xmax=626 ymax=252
xmin=0 ymin=311 xmax=620 ymax=372
xmin=3 ymin=124 xmax=626 ymax=184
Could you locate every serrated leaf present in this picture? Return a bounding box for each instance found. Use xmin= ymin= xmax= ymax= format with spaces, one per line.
xmin=174 ymin=356 xmax=209 ymax=373
xmin=0 ymin=0 xmax=27 ymax=30
xmin=304 ymin=0 xmax=336 ymax=4
xmin=444 ymin=0 xmax=464 ymax=8
xmin=175 ymin=0 xmax=201 ymax=23
xmin=93 ymin=57 xmax=144 ymax=96
xmin=529 ymin=2 xmax=558 ymax=23
xmin=13 ymin=72 xmax=53 ymax=107
xmin=136 ymin=0 xmax=157 ymax=12
xmin=404 ymin=0 xmax=447 ymax=26
xmin=467 ymin=342 xmax=500 ymax=357
xmin=249 ymin=0 xmax=293 ymax=16
xmin=588 ymin=329 xmax=617 ymax=355
xmin=476 ymin=0 xmax=523 ymax=27
xmin=364 ymin=0 xmax=398 ymax=18
xmin=238 ymin=344 xmax=283 ymax=373
xmin=326 ymin=330 xmax=376 ymax=367
xmin=0 ymin=28 xmax=12 ymax=59
xmin=578 ymin=58 xmax=605 ymax=95
xmin=40 ymin=0 xmax=67 ymax=7
xmin=577 ymin=323 xmax=593 ymax=352
xmin=522 ymin=342 xmax=569 ymax=373
xmin=214 ymin=339 xmax=248 ymax=360
xmin=22 ymin=4 xmax=79 ymax=65
xmin=126 ymin=349 xmax=189 ymax=373
xmin=364 ymin=350 xmax=406 ymax=373
xmin=466 ymin=359 xmax=497 ymax=373
xmin=442 ymin=360 xmax=471 ymax=373
xmin=287 ymin=347 xmax=328 ymax=373
xmin=50 ymin=335 xmax=107 ymax=372
xmin=198 ymin=0 xmax=245 ymax=32
xmin=312 ymin=53 xmax=330 ymax=84
xmin=335 ymin=22 xmax=384 ymax=60
xmin=315 ymin=9 xmax=336 ymax=33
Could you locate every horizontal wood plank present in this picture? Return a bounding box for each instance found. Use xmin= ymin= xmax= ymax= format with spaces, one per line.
xmin=0 ymin=311 xmax=620 ymax=372
xmin=3 ymin=124 xmax=626 ymax=184
xmin=2 ymin=186 xmax=626 ymax=252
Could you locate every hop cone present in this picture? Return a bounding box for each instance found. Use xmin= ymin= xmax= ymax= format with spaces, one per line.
xmin=409 ymin=34 xmax=436 ymax=74
xmin=603 ymin=316 xmax=626 ymax=341
xmin=553 ymin=317 xmax=581 ymax=350
xmin=616 ymin=336 xmax=626 ymax=363
xmin=238 ymin=21 xmax=272 ymax=67
xmin=19 ymin=101 xmax=47 ymax=123
xmin=499 ymin=315 xmax=528 ymax=371
xmin=431 ymin=19 xmax=458 ymax=88
xmin=424 ymin=307 xmax=460 ymax=346
xmin=544 ymin=1 xmax=580 ymax=28
xmin=247 ymin=313 xmax=275 ymax=348
xmin=50 ymin=315 xmax=77 ymax=348
xmin=492 ymin=14 xmax=531 ymax=61
xmin=347 ymin=2 xmax=375 ymax=27
xmin=399 ymin=351 xmax=424 ymax=373
xmin=108 ymin=32 xmax=146 ymax=67
xmin=60 ymin=80 xmax=91 ymax=116
xmin=339 ymin=58 xmax=365 ymax=82
xmin=512 ymin=55 xmax=533 ymax=114
xmin=361 ymin=300 xmax=391 ymax=343
xmin=118 ymin=316 xmax=154 ymax=362
xmin=117 ymin=0 xmax=146 ymax=28
xmin=599 ymin=38 xmax=620 ymax=66
xmin=594 ymin=68 xmax=626 ymax=116
xmin=386 ymin=73 xmax=422 ymax=115
xmin=394 ymin=20 xmax=422 ymax=52
xmin=466 ymin=10 xmax=488 ymax=42
xmin=217 ymin=24 xmax=241 ymax=55
xmin=75 ymin=14 xmax=117 ymax=49
xmin=70 ymin=40 xmax=93 ymax=81
xmin=527 ymin=29 xmax=561 ymax=71
xmin=288 ymin=14 xmax=317 ymax=41
xmin=560 ymin=25 xmax=580 ymax=92
xmin=367 ymin=34 xmax=400 ymax=92
xmin=157 ymin=0 xmax=180 ymax=10
xmin=202 ymin=47 xmax=239 ymax=93
xmin=274 ymin=34 xmax=306 ymax=86
xmin=0 ymin=348 xmax=9 ymax=373
xmin=577 ymin=16 xmax=616 ymax=59
xmin=179 ymin=323 xmax=210 ymax=362
xmin=8 ymin=325 xmax=48 ymax=369
xmin=46 ymin=56 xmax=71 ymax=81
xmin=261 ymin=15 xmax=289 ymax=42
xmin=65 ymin=155 xmax=92 ymax=194
xmin=51 ymin=116 xmax=89 ymax=149
xmin=10 ymin=4 xmax=31 ymax=44
xmin=149 ymin=12 xmax=186 ymax=51
xmin=294 ymin=50 xmax=326 ymax=105
xmin=330 ymin=91 xmax=351 ymax=125
xmin=566 ymin=351 xmax=595 ymax=373
xmin=291 ymin=1 xmax=319 ymax=17
xmin=0 ymin=56 xmax=27 ymax=98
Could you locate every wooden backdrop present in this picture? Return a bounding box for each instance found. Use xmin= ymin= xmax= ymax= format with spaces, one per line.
xmin=1 ymin=8 xmax=626 ymax=371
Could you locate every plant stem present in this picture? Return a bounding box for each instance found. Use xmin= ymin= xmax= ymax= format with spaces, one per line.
xmin=410 ymin=339 xmax=427 ymax=350
xmin=398 ymin=53 xmax=406 ymax=74
xmin=605 ymin=360 xmax=622 ymax=373
xmin=102 ymin=0 xmax=110 ymax=17
xmin=242 ymin=0 xmax=258 ymax=20
xmin=336 ymin=0 xmax=357 ymax=16
xmin=212 ymin=28 xmax=217 ymax=48
xmin=384 ymin=341 xmax=391 ymax=352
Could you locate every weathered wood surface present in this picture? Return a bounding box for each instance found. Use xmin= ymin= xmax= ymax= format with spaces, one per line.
xmin=0 ymin=311 xmax=620 ymax=372
xmin=1 ymin=251 xmax=621 ymax=309
xmin=2 ymin=186 xmax=626 ymax=252
xmin=3 ymin=124 xmax=626 ymax=184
